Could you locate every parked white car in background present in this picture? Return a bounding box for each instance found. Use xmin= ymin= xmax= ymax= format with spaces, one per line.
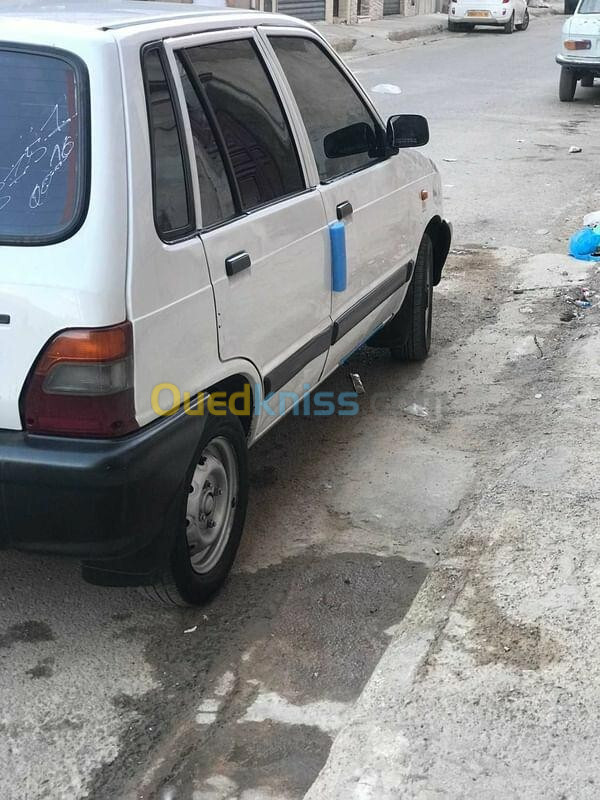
xmin=557 ymin=0 xmax=600 ymax=100
xmin=448 ymin=0 xmax=530 ymax=33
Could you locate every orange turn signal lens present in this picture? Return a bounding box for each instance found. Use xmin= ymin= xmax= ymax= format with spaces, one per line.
xmin=35 ymin=322 xmax=132 ymax=374
xmin=564 ymin=40 xmax=591 ymax=50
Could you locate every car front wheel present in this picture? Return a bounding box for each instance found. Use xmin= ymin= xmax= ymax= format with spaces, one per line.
xmin=391 ymin=234 xmax=434 ymax=362
xmin=516 ymin=9 xmax=529 ymax=29
xmin=559 ymin=67 xmax=577 ymax=101
xmin=143 ymin=409 xmax=249 ymax=606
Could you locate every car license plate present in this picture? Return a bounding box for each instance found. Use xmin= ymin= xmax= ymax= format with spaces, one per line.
xmin=467 ymin=10 xmax=491 ymax=16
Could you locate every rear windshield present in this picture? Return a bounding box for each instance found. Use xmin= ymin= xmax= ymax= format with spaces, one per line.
xmin=0 ymin=47 xmax=88 ymax=245
xmin=579 ymin=0 xmax=600 ymax=11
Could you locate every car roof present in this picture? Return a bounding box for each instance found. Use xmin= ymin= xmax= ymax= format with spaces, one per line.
xmin=0 ymin=0 xmax=276 ymax=31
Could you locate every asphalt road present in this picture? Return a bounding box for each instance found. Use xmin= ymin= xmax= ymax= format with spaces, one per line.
xmin=2 ymin=13 xmax=599 ymax=800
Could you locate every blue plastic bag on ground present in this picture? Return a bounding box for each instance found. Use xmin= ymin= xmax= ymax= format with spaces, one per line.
xmin=569 ymin=225 xmax=600 ymax=262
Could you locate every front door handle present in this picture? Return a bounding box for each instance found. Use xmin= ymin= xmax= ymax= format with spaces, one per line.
xmin=336 ymin=201 xmax=353 ymax=221
xmin=225 ymin=251 xmax=251 ymax=277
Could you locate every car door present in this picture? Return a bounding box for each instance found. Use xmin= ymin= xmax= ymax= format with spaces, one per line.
xmin=164 ymin=30 xmax=332 ymax=437
xmin=263 ymin=29 xmax=419 ymax=371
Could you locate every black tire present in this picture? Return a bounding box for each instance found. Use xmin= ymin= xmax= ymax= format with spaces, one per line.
xmin=516 ymin=9 xmax=529 ymax=29
xmin=391 ymin=234 xmax=434 ymax=362
xmin=559 ymin=67 xmax=577 ymax=101
xmin=142 ymin=410 xmax=249 ymax=606
xmin=503 ymin=12 xmax=515 ymax=33
xmin=581 ymin=74 xmax=594 ymax=88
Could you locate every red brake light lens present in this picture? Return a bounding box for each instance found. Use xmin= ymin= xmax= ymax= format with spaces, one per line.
xmin=21 ymin=322 xmax=138 ymax=438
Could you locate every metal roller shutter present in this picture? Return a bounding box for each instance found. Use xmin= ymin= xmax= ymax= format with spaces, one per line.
xmin=277 ymin=0 xmax=326 ymax=21
xmin=383 ymin=0 xmax=401 ymax=13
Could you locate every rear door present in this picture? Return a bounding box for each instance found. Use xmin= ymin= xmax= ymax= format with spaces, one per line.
xmin=165 ymin=29 xmax=332 ymax=436
xmin=264 ymin=30 xmax=418 ymax=371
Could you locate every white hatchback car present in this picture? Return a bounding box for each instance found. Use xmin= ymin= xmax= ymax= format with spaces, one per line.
xmin=0 ymin=1 xmax=450 ymax=605
xmin=557 ymin=0 xmax=600 ymax=100
xmin=449 ymin=0 xmax=530 ymax=33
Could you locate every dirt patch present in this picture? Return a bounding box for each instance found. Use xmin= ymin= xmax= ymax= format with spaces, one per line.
xmin=464 ymin=590 xmax=560 ymax=671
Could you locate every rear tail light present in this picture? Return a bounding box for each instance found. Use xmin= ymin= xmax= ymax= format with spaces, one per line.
xmin=21 ymin=322 xmax=138 ymax=438
xmin=565 ymin=39 xmax=592 ymax=50
xmin=502 ymin=0 xmax=510 ymax=4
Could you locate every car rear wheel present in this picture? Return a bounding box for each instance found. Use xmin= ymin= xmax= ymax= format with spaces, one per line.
xmin=142 ymin=410 xmax=249 ymax=606
xmin=391 ymin=234 xmax=434 ymax=363
xmin=559 ymin=67 xmax=577 ymax=101
xmin=516 ymin=9 xmax=529 ymax=29
xmin=581 ymin=74 xmax=594 ymax=87
xmin=503 ymin=12 xmax=515 ymax=33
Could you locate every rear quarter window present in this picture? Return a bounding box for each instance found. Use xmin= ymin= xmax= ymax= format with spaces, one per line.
xmin=0 ymin=47 xmax=89 ymax=246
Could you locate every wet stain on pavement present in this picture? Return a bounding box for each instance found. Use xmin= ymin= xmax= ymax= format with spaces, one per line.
xmin=26 ymin=656 xmax=55 ymax=679
xmin=84 ymin=551 xmax=427 ymax=800
xmin=0 ymin=620 xmax=54 ymax=649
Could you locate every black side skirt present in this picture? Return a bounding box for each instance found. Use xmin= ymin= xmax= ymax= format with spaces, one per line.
xmin=263 ymin=260 xmax=413 ymax=394
xmin=332 ymin=260 xmax=413 ymax=344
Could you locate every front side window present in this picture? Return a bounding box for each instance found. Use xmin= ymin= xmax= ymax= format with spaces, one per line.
xmin=0 ymin=47 xmax=88 ymax=245
xmin=270 ymin=37 xmax=382 ymax=183
xmin=183 ymin=39 xmax=304 ymax=212
xmin=143 ymin=47 xmax=193 ymax=240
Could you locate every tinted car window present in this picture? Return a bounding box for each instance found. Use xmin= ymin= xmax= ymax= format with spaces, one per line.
xmin=143 ymin=47 xmax=192 ymax=239
xmin=0 ymin=48 xmax=87 ymax=245
xmin=270 ymin=37 xmax=381 ymax=182
xmin=177 ymin=61 xmax=236 ymax=228
xmin=184 ymin=40 xmax=304 ymax=211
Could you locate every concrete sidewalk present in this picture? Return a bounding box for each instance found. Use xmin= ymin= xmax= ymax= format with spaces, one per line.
xmin=304 ymin=245 xmax=600 ymax=799
xmin=315 ymin=0 xmax=561 ymax=57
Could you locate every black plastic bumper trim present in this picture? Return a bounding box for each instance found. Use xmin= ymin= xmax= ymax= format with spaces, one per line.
xmin=0 ymin=405 xmax=208 ymax=582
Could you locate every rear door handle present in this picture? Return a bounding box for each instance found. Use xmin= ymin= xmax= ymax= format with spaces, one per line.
xmin=336 ymin=201 xmax=353 ymax=221
xmin=225 ymin=251 xmax=251 ymax=277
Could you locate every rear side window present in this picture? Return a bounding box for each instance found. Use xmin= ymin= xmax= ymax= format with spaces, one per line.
xmin=143 ymin=47 xmax=194 ymax=240
xmin=0 ymin=47 xmax=88 ymax=246
xmin=178 ymin=64 xmax=236 ymax=229
xmin=182 ymin=39 xmax=305 ymax=214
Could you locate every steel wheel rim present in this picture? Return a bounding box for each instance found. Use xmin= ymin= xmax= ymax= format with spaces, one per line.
xmin=185 ymin=437 xmax=238 ymax=575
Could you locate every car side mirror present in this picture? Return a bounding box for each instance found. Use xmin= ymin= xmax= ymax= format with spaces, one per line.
xmin=324 ymin=122 xmax=377 ymax=159
xmin=386 ymin=114 xmax=429 ymax=149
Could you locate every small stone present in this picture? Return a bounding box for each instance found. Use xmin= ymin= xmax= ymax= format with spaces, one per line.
xmin=569 ymin=146 xmax=582 ymax=154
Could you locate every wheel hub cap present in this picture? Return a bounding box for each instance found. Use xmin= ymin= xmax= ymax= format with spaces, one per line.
xmin=185 ymin=437 xmax=238 ymax=574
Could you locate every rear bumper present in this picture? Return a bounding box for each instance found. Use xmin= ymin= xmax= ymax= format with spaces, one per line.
xmin=0 ymin=407 xmax=207 ymax=585
xmin=451 ymin=12 xmax=507 ymax=24
xmin=556 ymin=54 xmax=600 ymax=70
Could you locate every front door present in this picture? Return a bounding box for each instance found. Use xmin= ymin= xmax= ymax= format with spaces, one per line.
xmin=166 ymin=30 xmax=331 ymax=436
xmin=265 ymin=31 xmax=417 ymax=370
